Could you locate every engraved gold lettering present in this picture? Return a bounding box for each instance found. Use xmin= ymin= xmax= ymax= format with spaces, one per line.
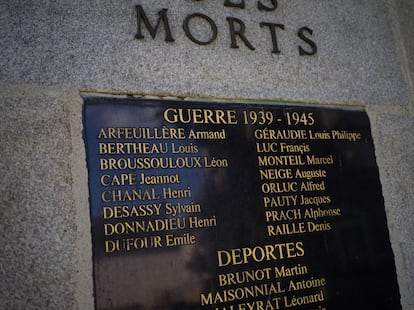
xmin=258 ymin=155 xmax=305 ymax=167
xmin=331 ymin=130 xmax=361 ymax=141
xmin=97 ymin=127 xmax=185 ymax=139
xmin=256 ymin=142 xmax=278 ymax=153
xmin=261 ymin=181 xmax=298 ymax=193
xmin=188 ymin=215 xmax=217 ymax=228
xmin=303 ymin=207 xmax=341 ymax=220
xmin=165 ymin=201 xmax=201 ymax=216
xmin=306 ymin=155 xmax=334 ymax=165
xmin=284 ymin=290 xmax=325 ymax=307
xmin=164 ymin=108 xmax=237 ymax=124
xmin=279 ymin=142 xmax=310 ymax=154
xmin=307 ymin=221 xmax=331 ymax=232
xmin=101 ymin=188 xmax=160 ymax=202
xmin=267 ymin=222 xmax=306 ymax=236
xmin=139 ymin=172 xmax=180 ymax=185
xmin=188 ymin=128 xmax=226 ymax=139
xmin=299 ymin=194 xmax=331 ymax=206
xmin=104 ymin=236 xmax=163 ymax=253
xmin=274 ymin=264 xmax=308 ymax=278
xmin=99 ymin=142 xmax=168 ymax=154
xmin=171 ymin=142 xmax=199 ymax=154
xmin=100 ymin=156 xmax=203 ymax=170
xmin=217 ymin=242 xmax=305 ymax=267
xmin=255 ymin=129 xmax=307 ymax=140
xmin=200 ymin=286 xmax=283 ymax=306
xmin=300 ymin=180 xmax=325 ymax=191
xmin=288 ymin=277 xmax=326 ymax=291
xmin=295 ymin=168 xmax=327 ymax=180
xmin=165 ymin=232 xmax=196 ymax=247
xmin=104 ymin=218 xmax=186 ymax=235
xmin=100 ymin=173 xmax=137 ymax=186
xmin=103 ymin=204 xmax=162 ymax=219
xmin=259 ymin=168 xmax=293 ymax=180
xmin=163 ymin=186 xmax=192 ymax=199
xmin=263 ymin=195 xmax=297 ymax=207
xmin=308 ymin=130 xmax=330 ymax=140
xmin=265 ymin=209 xmax=301 ymax=222
xmin=218 ymin=267 xmax=272 ymax=287
xmin=204 ymin=157 xmax=229 ymax=168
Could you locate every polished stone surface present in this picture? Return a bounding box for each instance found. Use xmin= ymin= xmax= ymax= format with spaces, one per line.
xmin=84 ymin=98 xmax=401 ymax=309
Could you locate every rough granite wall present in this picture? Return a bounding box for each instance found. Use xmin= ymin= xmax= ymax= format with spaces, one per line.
xmin=0 ymin=0 xmax=412 ymax=309
xmin=0 ymin=85 xmax=77 ymax=308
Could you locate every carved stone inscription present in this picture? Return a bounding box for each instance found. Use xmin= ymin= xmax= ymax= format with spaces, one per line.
xmin=83 ymin=97 xmax=401 ymax=309
xmin=135 ymin=2 xmax=318 ymax=56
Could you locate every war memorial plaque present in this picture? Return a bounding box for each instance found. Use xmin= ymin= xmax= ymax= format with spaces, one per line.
xmin=83 ymin=97 xmax=401 ymax=309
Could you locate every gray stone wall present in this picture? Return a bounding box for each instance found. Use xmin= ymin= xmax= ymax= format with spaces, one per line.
xmin=0 ymin=0 xmax=412 ymax=309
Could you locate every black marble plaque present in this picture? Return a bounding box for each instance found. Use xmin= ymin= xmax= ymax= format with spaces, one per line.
xmin=83 ymin=97 xmax=401 ymax=310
